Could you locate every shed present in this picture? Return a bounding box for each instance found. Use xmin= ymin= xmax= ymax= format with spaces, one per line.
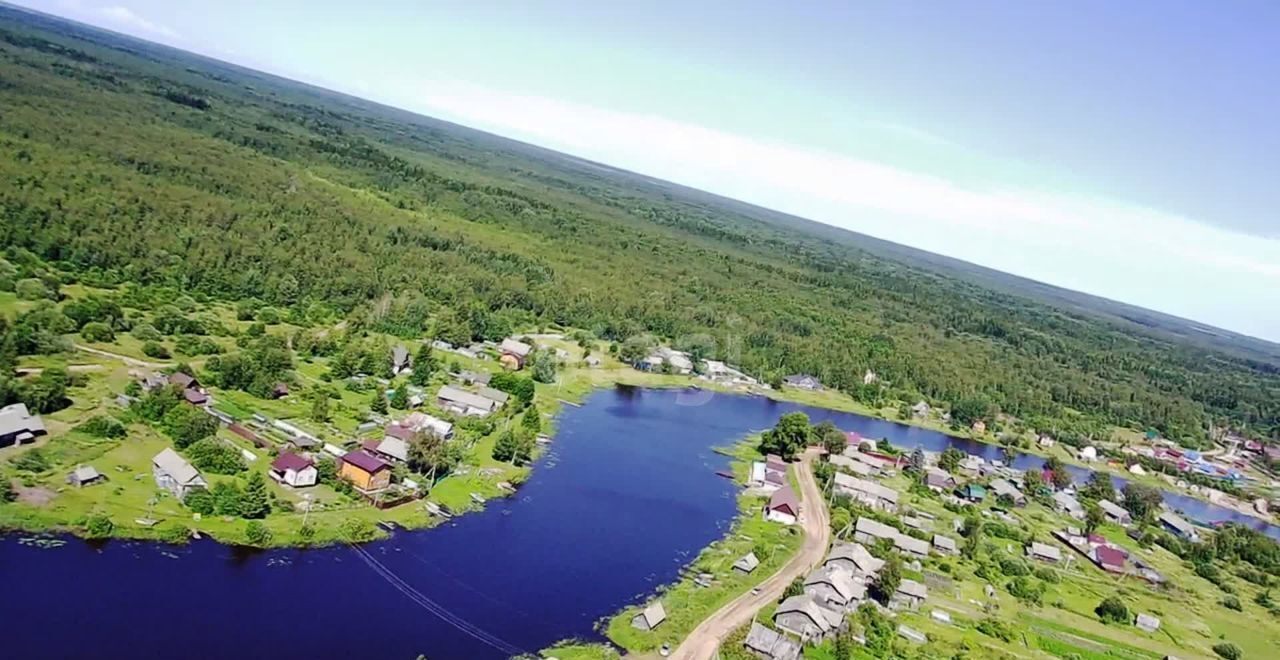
xmin=894 ymin=534 xmax=930 ymax=558
xmin=67 ymin=465 xmax=105 ymax=487
xmin=743 ymin=622 xmax=801 ymax=660
xmin=932 ymin=534 xmax=958 ymax=555
xmin=733 ymin=552 xmax=761 ymax=574
xmin=152 ymin=448 xmax=207 ymax=500
xmin=1094 ymin=545 xmax=1127 ymax=573
xmin=1135 ymin=613 xmax=1161 ymax=633
xmin=631 ymin=602 xmax=666 ymax=631
xmin=1027 ymin=542 xmax=1063 ymax=563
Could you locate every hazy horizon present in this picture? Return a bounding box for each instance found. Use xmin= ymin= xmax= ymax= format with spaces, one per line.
xmin=14 ymin=0 xmax=1280 ymax=342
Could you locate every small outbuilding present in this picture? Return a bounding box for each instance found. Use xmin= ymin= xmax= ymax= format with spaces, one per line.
xmin=743 ymin=622 xmax=801 ymax=660
xmin=631 ymin=601 xmax=666 ymax=631
xmin=67 ymin=465 xmax=105 ymax=487
xmin=733 ymin=552 xmax=761 ymax=574
xmin=1135 ymin=613 xmax=1161 ymax=633
xmin=1027 ymin=542 xmax=1063 ymax=563
xmin=269 ymin=452 xmax=317 ymax=488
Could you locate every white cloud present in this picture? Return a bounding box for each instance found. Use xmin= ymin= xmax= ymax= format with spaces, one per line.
xmin=407 ymin=80 xmax=1280 ymax=341
xmin=97 ymin=5 xmax=179 ymax=40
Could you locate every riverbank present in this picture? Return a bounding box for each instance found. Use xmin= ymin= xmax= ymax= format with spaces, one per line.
xmin=543 ymin=439 xmax=806 ymax=658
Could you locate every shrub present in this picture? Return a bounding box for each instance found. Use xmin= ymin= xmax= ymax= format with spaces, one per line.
xmin=76 ymin=415 xmax=127 ymax=439
xmin=11 ymin=448 xmax=51 ymax=473
xmin=976 ymin=618 xmax=1015 ymax=642
xmin=1222 ymin=595 xmax=1242 ymax=611
xmin=1095 ymin=596 xmax=1130 ymax=624
xmin=1000 ymin=557 xmax=1030 ymax=576
xmin=142 ymin=341 xmax=171 ymax=359
xmin=1212 ymin=642 xmax=1241 ymax=660
xmin=1007 ymin=576 xmax=1044 ymax=605
xmin=1195 ymin=562 xmax=1220 ymax=581
xmin=158 ymin=523 xmax=191 ymax=544
xmin=132 ymin=323 xmax=162 ymax=341
xmin=15 ymin=278 xmax=48 ymax=300
xmin=184 ymin=488 xmax=214 ymax=515
xmin=245 ymin=520 xmax=272 ymax=546
xmin=84 ymin=514 xmax=114 ymax=538
xmin=185 ymin=438 xmax=246 ymax=474
xmin=80 ymin=321 xmax=115 ymax=342
xmin=340 ymin=518 xmax=378 ymax=543
xmin=1034 ymin=567 xmax=1061 ymax=583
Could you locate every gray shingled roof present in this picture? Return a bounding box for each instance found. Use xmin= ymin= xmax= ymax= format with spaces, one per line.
xmin=0 ymin=403 xmax=45 ymax=437
xmin=153 ymin=448 xmax=203 ymax=485
xmin=437 ymin=385 xmax=499 ymax=411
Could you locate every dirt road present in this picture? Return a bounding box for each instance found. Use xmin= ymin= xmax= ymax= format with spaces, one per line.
xmin=73 ymin=344 xmax=168 ymax=369
xmin=670 ymin=447 xmax=830 ymax=660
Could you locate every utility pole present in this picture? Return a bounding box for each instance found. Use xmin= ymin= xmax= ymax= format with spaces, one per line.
xmin=301 ymin=493 xmax=313 ymax=528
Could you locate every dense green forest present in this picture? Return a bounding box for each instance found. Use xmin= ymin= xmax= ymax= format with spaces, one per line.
xmin=0 ymin=7 xmax=1276 ymax=446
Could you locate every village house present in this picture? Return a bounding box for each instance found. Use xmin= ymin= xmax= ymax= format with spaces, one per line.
xmin=853 ymin=516 xmax=899 ymax=546
xmin=270 ymin=382 xmax=289 ymax=399
xmin=834 ymin=473 xmax=899 ymax=511
xmin=135 ymin=370 xmax=168 ymax=392
xmin=764 ymin=486 xmax=800 ymax=525
xmin=1053 ymin=491 xmax=1086 ymax=520
xmin=657 ymin=348 xmax=693 ymax=375
xmin=825 ymin=542 xmax=884 ymax=579
xmin=458 ymin=371 xmax=492 ymax=386
xmin=437 ymin=385 xmax=503 ymax=417
xmin=67 ymin=465 xmax=105 ymax=487
xmin=168 ymin=371 xmax=200 ymax=391
xmin=990 ymin=478 xmax=1026 ymax=506
xmin=269 ymin=452 xmax=317 ymax=488
xmin=152 ymin=448 xmax=207 ymax=500
xmin=782 ymin=374 xmax=823 ymax=391
xmin=957 ymin=455 xmax=985 ymax=476
xmin=774 ymin=594 xmax=842 ymax=641
xmin=840 ymin=447 xmax=894 ymax=474
xmin=1158 ymin=511 xmax=1200 ymax=542
xmin=971 ymin=420 xmax=987 ymax=434
xmin=750 ymin=460 xmax=787 ymax=492
xmin=1027 ymin=542 xmax=1063 ymax=563
xmin=958 ymin=483 xmax=988 ymax=502
xmin=182 ymin=388 xmax=209 ymax=406
xmin=890 ymin=579 xmax=928 ymax=610
xmin=499 ymin=338 xmax=533 ymax=370
xmin=368 ymin=436 xmax=410 ymax=464
xmin=1099 ymin=499 xmax=1132 ymax=526
xmin=932 ymin=534 xmax=958 ymax=556
xmin=630 ymin=602 xmax=666 ymax=631
xmin=828 ymin=454 xmax=874 ymax=477
xmin=391 ymin=345 xmax=412 ymax=374
xmin=924 ymin=467 xmax=956 ymax=492
xmin=911 ymin=401 xmax=931 ymax=417
xmin=743 ymin=622 xmax=801 ymax=660
xmin=804 ymin=565 xmax=864 ymax=610
xmin=338 ymin=450 xmax=392 ymax=493
xmin=894 ymin=534 xmax=930 ymax=559
xmin=1093 ymin=544 xmax=1127 ymax=573
xmin=733 ymin=552 xmax=760 ymax=574
xmin=0 ymin=402 xmax=47 ymax=448
xmin=902 ymin=515 xmax=931 ymax=532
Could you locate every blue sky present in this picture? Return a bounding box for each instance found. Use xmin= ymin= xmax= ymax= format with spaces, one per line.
xmin=18 ymin=1 xmax=1280 ymax=341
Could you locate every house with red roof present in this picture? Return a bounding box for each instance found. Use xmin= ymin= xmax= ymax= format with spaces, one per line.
xmin=269 ymin=452 xmax=317 ymax=488
xmin=765 ymin=486 xmax=800 ymax=525
xmin=1093 ymin=545 xmax=1127 ymax=573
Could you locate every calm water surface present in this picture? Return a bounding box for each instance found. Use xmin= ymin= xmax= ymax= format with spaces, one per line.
xmin=0 ymin=386 xmax=1273 ymax=659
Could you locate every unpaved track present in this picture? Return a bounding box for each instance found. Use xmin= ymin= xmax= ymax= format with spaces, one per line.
xmin=670 ymin=446 xmax=830 ymax=660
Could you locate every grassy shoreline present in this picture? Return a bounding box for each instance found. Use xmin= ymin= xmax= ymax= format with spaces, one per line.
xmin=541 ymin=437 xmax=805 ymax=659
xmin=3 ymin=354 xmax=1268 ymax=550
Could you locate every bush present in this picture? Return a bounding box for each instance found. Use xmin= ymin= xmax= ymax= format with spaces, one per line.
xmin=11 ymin=448 xmax=51 ymax=473
xmin=1195 ymin=562 xmax=1221 ymax=581
xmin=80 ymin=321 xmax=115 ymax=342
xmin=184 ymin=488 xmax=215 ymax=515
xmin=1095 ymin=596 xmax=1130 ymax=624
xmin=185 ymin=438 xmax=246 ymax=474
xmin=84 ymin=514 xmax=114 ymax=538
xmin=142 ymin=341 xmax=171 ymax=359
xmin=1212 ymin=642 xmax=1241 ymax=660
xmin=244 ymin=520 xmax=272 ymax=546
xmin=1034 ymin=567 xmax=1061 ymax=583
xmin=1007 ymin=576 xmax=1044 ymax=605
xmin=158 ymin=523 xmax=191 ymax=544
xmin=1222 ymin=595 xmax=1242 ymax=611
xmin=75 ymin=415 xmax=127 ymax=439
xmin=341 ymin=518 xmax=378 ymax=543
xmin=15 ymin=278 xmax=48 ymax=300
xmin=976 ymin=618 xmax=1015 ymax=642
xmin=132 ymin=323 xmax=162 ymax=341
xmin=1000 ymin=557 xmax=1030 ymax=576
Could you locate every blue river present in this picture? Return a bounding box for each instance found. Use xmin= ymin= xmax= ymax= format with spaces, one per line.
xmin=0 ymin=386 xmax=1274 ymax=659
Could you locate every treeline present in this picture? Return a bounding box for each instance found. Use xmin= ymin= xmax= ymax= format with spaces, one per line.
xmin=0 ymin=9 xmax=1276 ymax=447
